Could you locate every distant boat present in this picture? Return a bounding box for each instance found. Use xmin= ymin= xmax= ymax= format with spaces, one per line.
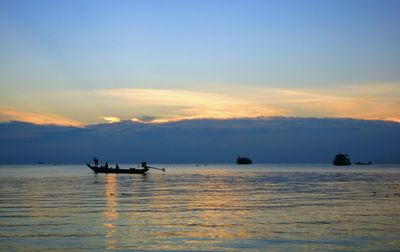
xmin=354 ymin=161 xmax=372 ymax=165
xmin=237 ymin=156 xmax=253 ymax=164
xmin=333 ymin=153 xmax=351 ymax=166
xmin=86 ymin=164 xmax=149 ymax=174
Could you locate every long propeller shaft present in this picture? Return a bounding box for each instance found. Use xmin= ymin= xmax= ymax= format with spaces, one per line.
xmin=147 ymin=166 xmax=165 ymax=172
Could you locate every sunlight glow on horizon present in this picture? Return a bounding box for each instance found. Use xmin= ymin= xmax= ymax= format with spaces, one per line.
xmin=95 ymin=88 xmax=286 ymax=122
xmin=0 ymin=83 xmax=399 ymax=126
xmin=99 ymin=116 xmax=121 ymax=124
xmin=0 ymin=107 xmax=83 ymax=127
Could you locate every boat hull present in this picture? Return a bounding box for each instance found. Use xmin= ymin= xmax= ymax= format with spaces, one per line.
xmin=333 ymin=162 xmax=351 ymax=166
xmin=86 ymin=164 xmax=148 ymax=174
xmin=354 ymin=162 xmax=372 ymax=165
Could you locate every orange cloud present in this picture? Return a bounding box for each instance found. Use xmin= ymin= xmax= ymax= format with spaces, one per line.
xmin=270 ymin=84 xmax=400 ymax=121
xmin=1 ymin=83 xmax=399 ymax=125
xmin=210 ymin=83 xmax=400 ymax=122
xmin=0 ymin=107 xmax=83 ymax=127
xmin=94 ymin=84 xmax=400 ymax=124
xmin=96 ymin=88 xmax=286 ymax=123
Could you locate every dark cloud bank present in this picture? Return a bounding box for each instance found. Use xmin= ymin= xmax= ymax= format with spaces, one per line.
xmin=0 ymin=117 xmax=399 ymax=164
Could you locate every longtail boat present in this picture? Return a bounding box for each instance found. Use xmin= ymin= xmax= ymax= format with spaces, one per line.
xmin=86 ymin=164 xmax=149 ymax=174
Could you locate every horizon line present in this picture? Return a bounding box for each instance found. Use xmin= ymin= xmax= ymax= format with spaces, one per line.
xmin=2 ymin=116 xmax=400 ymax=128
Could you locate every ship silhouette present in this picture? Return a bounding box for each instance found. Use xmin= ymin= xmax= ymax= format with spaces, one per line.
xmin=333 ymin=153 xmax=351 ymax=166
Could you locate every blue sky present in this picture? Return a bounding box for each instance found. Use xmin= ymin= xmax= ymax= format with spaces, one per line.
xmin=1 ymin=0 xmax=399 ymax=125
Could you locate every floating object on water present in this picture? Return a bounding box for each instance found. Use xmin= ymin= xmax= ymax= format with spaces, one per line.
xmin=237 ymin=156 xmax=253 ymax=165
xmin=354 ymin=161 xmax=372 ymax=165
xmin=333 ymin=153 xmax=351 ymax=166
xmin=86 ymin=161 xmax=165 ymax=174
xmin=87 ymin=164 xmax=149 ymax=174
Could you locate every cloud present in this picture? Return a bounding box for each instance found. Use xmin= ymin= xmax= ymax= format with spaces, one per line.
xmin=99 ymin=116 xmax=121 ymax=123
xmin=94 ymin=83 xmax=400 ymax=123
xmin=1 ymin=83 xmax=399 ymax=125
xmin=0 ymin=107 xmax=83 ymax=127
xmin=95 ymin=88 xmax=286 ymax=122
xmin=1 ymin=118 xmax=399 ymax=163
xmin=208 ymin=83 xmax=400 ymax=122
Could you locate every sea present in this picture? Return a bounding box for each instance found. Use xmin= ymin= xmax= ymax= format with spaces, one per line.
xmin=0 ymin=164 xmax=399 ymax=251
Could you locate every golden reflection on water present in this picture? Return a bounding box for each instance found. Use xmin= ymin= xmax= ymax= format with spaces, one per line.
xmin=184 ymin=171 xmax=251 ymax=240
xmin=104 ymin=175 xmax=118 ymax=249
xmin=94 ymin=169 xmax=400 ymax=251
xmin=140 ymin=170 xmax=256 ymax=249
xmin=1 ymin=166 xmax=400 ymax=251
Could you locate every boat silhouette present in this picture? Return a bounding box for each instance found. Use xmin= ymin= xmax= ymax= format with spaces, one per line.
xmin=237 ymin=156 xmax=253 ymax=164
xmin=86 ymin=164 xmax=149 ymax=174
xmin=87 ymin=159 xmax=165 ymax=174
xmin=354 ymin=161 xmax=372 ymax=165
xmin=333 ymin=153 xmax=351 ymax=166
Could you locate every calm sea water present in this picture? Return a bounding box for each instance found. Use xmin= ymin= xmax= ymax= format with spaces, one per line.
xmin=0 ymin=164 xmax=399 ymax=251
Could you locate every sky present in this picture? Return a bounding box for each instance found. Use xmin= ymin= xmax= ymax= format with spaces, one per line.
xmin=1 ymin=0 xmax=400 ymax=126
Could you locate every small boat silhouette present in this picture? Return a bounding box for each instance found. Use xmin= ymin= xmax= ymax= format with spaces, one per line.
xmin=333 ymin=153 xmax=351 ymax=166
xmin=86 ymin=164 xmax=149 ymax=174
xmin=87 ymin=160 xmax=165 ymax=174
xmin=237 ymin=156 xmax=253 ymax=165
xmin=354 ymin=161 xmax=372 ymax=165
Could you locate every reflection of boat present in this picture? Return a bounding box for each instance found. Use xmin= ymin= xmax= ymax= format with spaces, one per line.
xmin=333 ymin=153 xmax=351 ymax=166
xmin=354 ymin=161 xmax=372 ymax=165
xmin=87 ymin=164 xmax=149 ymax=174
xmin=237 ymin=156 xmax=253 ymax=164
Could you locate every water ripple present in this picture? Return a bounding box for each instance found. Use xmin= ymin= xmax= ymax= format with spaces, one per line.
xmin=0 ymin=164 xmax=399 ymax=251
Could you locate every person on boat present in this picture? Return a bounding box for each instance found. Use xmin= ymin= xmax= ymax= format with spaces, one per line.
xmin=105 ymin=162 xmax=109 ymax=168
xmin=140 ymin=162 xmax=151 ymax=172
xmin=93 ymin=157 xmax=99 ymax=166
xmin=116 ymin=164 xmax=119 ymax=170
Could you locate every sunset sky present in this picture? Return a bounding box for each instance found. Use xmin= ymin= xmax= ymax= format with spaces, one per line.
xmin=1 ymin=0 xmax=399 ymax=126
